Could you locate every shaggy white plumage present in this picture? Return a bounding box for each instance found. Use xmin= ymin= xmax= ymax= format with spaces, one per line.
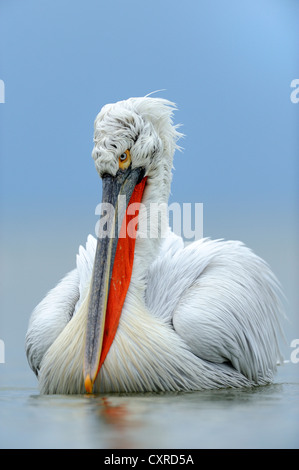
xmin=25 ymin=96 xmax=285 ymax=394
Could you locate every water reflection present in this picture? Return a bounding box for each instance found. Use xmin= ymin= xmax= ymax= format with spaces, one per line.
xmin=94 ymin=397 xmax=142 ymax=448
xmin=97 ymin=397 xmax=129 ymax=428
xmin=0 ymin=366 xmax=298 ymax=449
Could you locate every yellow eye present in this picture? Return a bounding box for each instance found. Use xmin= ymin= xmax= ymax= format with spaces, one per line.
xmin=119 ymin=149 xmax=131 ymax=170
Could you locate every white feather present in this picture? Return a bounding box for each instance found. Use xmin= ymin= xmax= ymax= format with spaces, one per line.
xmin=25 ymin=269 xmax=79 ymax=375
xmin=25 ymin=96 xmax=285 ymax=394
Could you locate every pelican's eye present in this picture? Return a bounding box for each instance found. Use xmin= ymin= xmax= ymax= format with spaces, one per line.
xmin=119 ymin=153 xmax=127 ymax=162
xmin=119 ymin=149 xmax=131 ymax=170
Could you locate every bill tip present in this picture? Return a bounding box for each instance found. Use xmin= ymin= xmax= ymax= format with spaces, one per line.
xmin=84 ymin=374 xmax=93 ymax=394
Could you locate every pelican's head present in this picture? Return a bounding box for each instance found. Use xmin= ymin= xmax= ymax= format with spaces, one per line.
xmin=92 ymin=96 xmax=181 ymax=182
xmin=84 ymin=97 xmax=182 ymax=393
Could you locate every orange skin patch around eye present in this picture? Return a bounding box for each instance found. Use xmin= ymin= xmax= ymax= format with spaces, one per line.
xmin=119 ymin=149 xmax=131 ymax=170
xmin=97 ymin=175 xmax=147 ymax=374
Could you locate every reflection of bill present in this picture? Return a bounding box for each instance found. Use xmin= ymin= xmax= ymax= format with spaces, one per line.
xmin=0 ymin=339 xmax=4 ymax=364
xmin=290 ymin=79 xmax=299 ymax=104
xmin=95 ymin=199 xmax=203 ymax=241
xmin=99 ymin=397 xmax=130 ymax=428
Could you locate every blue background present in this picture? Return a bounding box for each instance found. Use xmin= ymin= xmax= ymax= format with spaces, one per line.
xmin=0 ymin=0 xmax=298 ymax=379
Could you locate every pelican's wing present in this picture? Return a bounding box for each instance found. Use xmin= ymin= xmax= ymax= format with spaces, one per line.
xmin=25 ymin=235 xmax=96 ymax=376
xmin=74 ymin=235 xmax=96 ymax=315
xmin=145 ymin=235 xmax=285 ymax=383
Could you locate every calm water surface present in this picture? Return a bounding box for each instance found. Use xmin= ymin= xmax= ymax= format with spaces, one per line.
xmin=0 ymin=365 xmax=298 ymax=449
xmin=0 ymin=227 xmax=298 ymax=449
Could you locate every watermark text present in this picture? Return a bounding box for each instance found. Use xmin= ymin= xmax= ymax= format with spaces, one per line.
xmin=290 ymin=339 xmax=299 ymax=364
xmin=0 ymin=80 xmax=5 ymax=103
xmin=95 ymin=199 xmax=203 ymax=242
xmin=290 ymin=79 xmax=299 ymax=104
xmin=0 ymin=339 xmax=5 ymax=364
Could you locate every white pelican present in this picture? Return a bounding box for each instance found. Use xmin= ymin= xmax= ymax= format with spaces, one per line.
xmin=25 ymin=96 xmax=284 ymax=394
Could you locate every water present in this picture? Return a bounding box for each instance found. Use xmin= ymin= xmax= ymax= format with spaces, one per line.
xmin=0 ymin=219 xmax=298 ymax=449
xmin=0 ymin=362 xmax=298 ymax=449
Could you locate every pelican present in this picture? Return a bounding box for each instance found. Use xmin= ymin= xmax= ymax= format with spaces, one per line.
xmin=25 ymin=96 xmax=284 ymax=394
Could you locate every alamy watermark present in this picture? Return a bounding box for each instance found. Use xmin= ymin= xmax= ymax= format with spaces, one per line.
xmin=95 ymin=199 xmax=203 ymax=241
xmin=281 ymin=339 xmax=299 ymax=364
xmin=0 ymin=79 xmax=5 ymax=103
xmin=0 ymin=337 xmax=297 ymax=366
xmin=289 ymin=339 xmax=299 ymax=364
xmin=290 ymin=79 xmax=299 ymax=104
xmin=0 ymin=339 xmax=4 ymax=364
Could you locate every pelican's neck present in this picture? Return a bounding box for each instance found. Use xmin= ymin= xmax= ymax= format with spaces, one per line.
xmin=129 ymin=172 xmax=171 ymax=295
